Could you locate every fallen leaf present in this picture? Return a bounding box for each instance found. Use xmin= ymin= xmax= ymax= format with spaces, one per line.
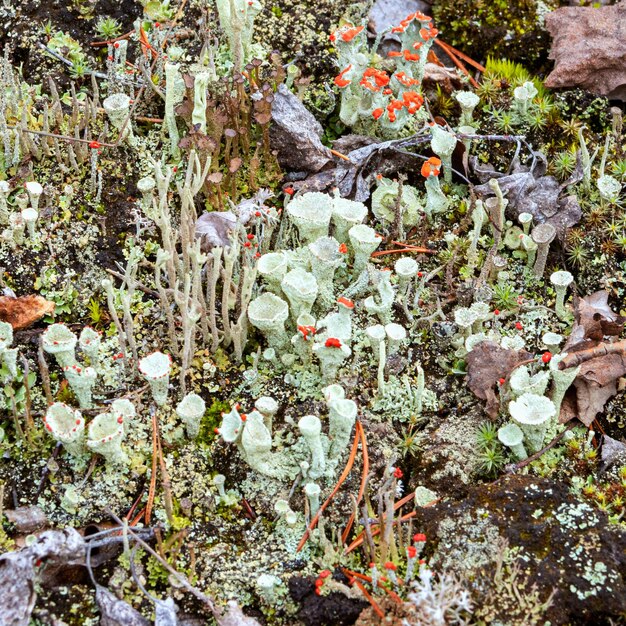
xmin=195 ymin=211 xmax=237 ymax=250
xmin=0 ymin=529 xmax=84 ymax=626
xmin=466 ymin=341 xmax=533 ymax=418
xmin=0 ymin=295 xmax=55 ymax=330
xmin=545 ymin=3 xmax=626 ymax=100
xmin=473 ymin=153 xmax=581 ymax=240
xmin=575 ymin=290 xmax=625 ymax=342
xmin=572 ymin=378 xmax=617 ymax=428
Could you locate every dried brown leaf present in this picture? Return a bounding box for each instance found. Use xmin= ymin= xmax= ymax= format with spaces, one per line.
xmin=0 ymin=295 xmax=55 ymax=330
xmin=466 ymin=341 xmax=533 ymax=418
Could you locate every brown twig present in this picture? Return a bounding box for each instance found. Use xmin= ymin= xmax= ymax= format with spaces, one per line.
xmin=350 ymin=577 xmax=385 ymax=618
xmin=330 ymin=148 xmax=352 ymax=162
xmin=297 ymin=421 xmax=362 ymax=551
xmin=558 ymin=340 xmax=626 ymax=370
xmin=90 ymin=30 xmax=135 ymax=47
xmin=341 ymin=421 xmax=369 ymax=544
xmin=371 ymin=247 xmax=435 ymax=257
xmin=145 ymin=409 xmax=159 ymax=525
xmin=434 ymin=40 xmax=478 ymax=88
xmin=342 ymin=568 xmax=403 ymax=604
xmin=504 ymin=421 xmax=578 ymax=473
xmin=344 ymin=496 xmax=440 ymax=555
xmin=436 ymin=39 xmax=486 ymax=73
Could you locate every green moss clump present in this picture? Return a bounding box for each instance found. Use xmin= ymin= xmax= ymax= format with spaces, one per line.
xmin=197 ymin=399 xmax=231 ymax=445
xmin=432 ymin=0 xmax=558 ymax=70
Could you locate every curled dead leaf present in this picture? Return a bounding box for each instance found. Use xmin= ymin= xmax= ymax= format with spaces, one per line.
xmin=466 ymin=341 xmax=533 ymax=418
xmin=0 ymin=295 xmax=55 ymax=330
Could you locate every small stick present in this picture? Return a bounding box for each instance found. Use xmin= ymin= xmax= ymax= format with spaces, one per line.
xmin=558 ymin=340 xmax=626 ymax=370
xmin=90 ymin=31 xmax=135 ymax=47
xmin=351 ymin=578 xmax=384 ymax=618
xmin=434 ymin=40 xmax=478 ymax=88
xmin=20 ymin=355 xmax=35 ymax=436
xmin=342 ymin=568 xmax=403 ymax=604
xmin=329 ymin=148 xmax=352 ymax=162
xmin=6 ymin=124 xmax=117 ymax=148
xmin=341 ymin=421 xmax=369 ymax=543
xmin=371 ymin=247 xmax=435 ymax=257
xmin=435 ymin=39 xmax=486 ymax=72
xmin=505 ymin=422 xmax=578 ymax=473
xmin=145 ymin=408 xmax=158 ymax=524
xmin=297 ymin=422 xmax=362 ymax=551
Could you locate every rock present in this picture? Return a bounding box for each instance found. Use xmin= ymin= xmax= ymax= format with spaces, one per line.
xmin=270 ymin=85 xmax=333 ymax=174
xmin=545 ymin=3 xmax=626 ymax=100
xmin=418 ymin=475 xmax=626 ymax=625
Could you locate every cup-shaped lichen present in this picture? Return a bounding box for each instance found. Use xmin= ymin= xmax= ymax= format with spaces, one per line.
xmin=550 ymin=270 xmax=574 ymax=319
xmin=497 ymin=423 xmax=527 ymax=461
xmin=298 ymin=414 xmax=326 ymax=479
xmin=286 ymin=192 xmax=333 ymax=244
xmin=509 ymin=365 xmax=549 ymax=398
xmin=308 ymin=236 xmax=342 ymax=308
xmin=79 ymin=327 xmax=102 ymax=370
xmin=103 ymin=93 xmax=135 ymax=143
xmin=138 ymin=351 xmax=172 ymax=406
xmin=430 ymin=125 xmax=456 ymax=184
xmin=25 ymin=181 xmax=43 ymax=210
xmin=328 ymin=398 xmax=357 ymax=459
xmin=176 ymin=392 xmax=206 ymax=439
xmin=42 ymin=323 xmax=78 ymax=368
xmin=87 ymin=411 xmax=128 ymax=465
xmin=509 ymin=392 xmax=556 ymax=453
xmin=111 ymin=398 xmax=136 ymax=435
xmin=394 ymin=256 xmax=418 ymax=293
xmin=281 ymin=268 xmax=318 ymax=321
xmin=0 ymin=320 xmax=13 ymax=352
xmin=348 ymin=224 xmax=381 ymax=276
xmin=44 ymin=402 xmax=86 ymax=458
xmin=63 ymin=365 xmax=97 ymax=409
xmin=454 ymin=91 xmax=480 ymax=126
xmin=257 ymin=252 xmax=289 ymax=295
xmin=248 ymin=292 xmax=290 ymax=349
xmin=331 ymin=197 xmax=368 ymax=243
xmin=255 ymin=396 xmax=279 ymax=433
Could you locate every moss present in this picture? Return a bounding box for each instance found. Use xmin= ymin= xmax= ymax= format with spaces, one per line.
xmin=432 ymin=0 xmax=558 ymax=71
xmin=197 ymin=399 xmax=231 ymax=446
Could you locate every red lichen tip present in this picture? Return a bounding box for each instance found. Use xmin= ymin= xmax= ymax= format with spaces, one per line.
xmin=384 ymin=561 xmax=397 ymax=571
xmin=407 ymin=546 xmax=417 ymax=558
xmin=393 ymin=467 xmax=403 ymax=479
xmin=413 ymin=533 xmax=426 ymax=542
xmin=515 ymin=321 xmax=523 ymax=330
xmin=319 ymin=569 xmax=331 ymax=579
xmin=421 ymin=157 xmax=441 ymax=178
xmin=325 ymin=337 xmax=342 ymax=348
xmin=337 ymin=296 xmax=354 ymax=308
xmin=542 ymin=352 xmax=552 ymax=364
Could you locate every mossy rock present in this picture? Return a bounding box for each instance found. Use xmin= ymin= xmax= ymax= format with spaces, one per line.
xmin=418 ymin=475 xmax=626 ymax=625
